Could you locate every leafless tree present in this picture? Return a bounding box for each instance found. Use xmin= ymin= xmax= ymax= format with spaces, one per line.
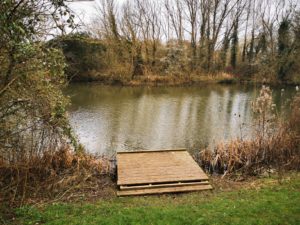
xmin=120 ymin=1 xmax=143 ymax=77
xmin=165 ymin=0 xmax=184 ymax=43
xmin=86 ymin=0 xmax=300 ymax=77
xmin=183 ymin=0 xmax=199 ymax=70
xmin=93 ymin=0 xmax=120 ymax=40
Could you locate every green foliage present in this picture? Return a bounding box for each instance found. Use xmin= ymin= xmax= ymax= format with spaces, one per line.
xmin=291 ymin=11 xmax=300 ymax=83
xmin=230 ymin=21 xmax=239 ymax=69
xmin=256 ymin=32 xmax=267 ymax=54
xmin=50 ymin=34 xmax=107 ymax=80
xmin=220 ymin=34 xmax=230 ymax=69
xmin=0 ymin=43 xmax=76 ymax=161
xmin=0 ymin=0 xmax=78 ymax=163
xmin=277 ymin=19 xmax=293 ymax=81
xmin=0 ymin=1 xmax=75 ymax=49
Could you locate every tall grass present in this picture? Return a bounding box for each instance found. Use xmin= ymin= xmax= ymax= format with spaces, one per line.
xmin=0 ymin=147 xmax=113 ymax=206
xmin=199 ymin=86 xmax=300 ymax=177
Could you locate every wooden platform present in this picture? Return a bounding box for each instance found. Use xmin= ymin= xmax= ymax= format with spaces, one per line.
xmin=117 ymin=149 xmax=212 ymax=196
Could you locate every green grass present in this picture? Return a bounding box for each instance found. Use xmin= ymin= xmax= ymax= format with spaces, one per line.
xmin=9 ymin=176 xmax=300 ymax=225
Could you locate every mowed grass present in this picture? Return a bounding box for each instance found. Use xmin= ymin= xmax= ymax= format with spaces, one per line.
xmin=10 ymin=175 xmax=300 ymax=225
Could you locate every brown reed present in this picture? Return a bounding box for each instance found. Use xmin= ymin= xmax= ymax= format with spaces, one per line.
xmin=198 ymin=87 xmax=300 ymax=177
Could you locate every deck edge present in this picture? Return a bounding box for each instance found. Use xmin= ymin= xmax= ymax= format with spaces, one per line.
xmin=117 ymin=184 xmax=213 ymax=196
xmin=117 ymin=148 xmax=186 ymax=154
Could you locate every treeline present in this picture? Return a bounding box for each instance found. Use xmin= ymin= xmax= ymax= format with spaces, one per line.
xmin=55 ymin=0 xmax=300 ymax=84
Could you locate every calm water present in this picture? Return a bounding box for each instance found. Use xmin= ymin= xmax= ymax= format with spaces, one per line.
xmin=66 ymin=84 xmax=297 ymax=155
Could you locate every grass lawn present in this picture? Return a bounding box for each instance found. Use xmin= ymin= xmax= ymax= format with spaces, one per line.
xmin=5 ymin=174 xmax=300 ymax=225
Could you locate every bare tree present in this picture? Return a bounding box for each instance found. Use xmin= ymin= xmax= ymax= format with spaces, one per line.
xmin=85 ymin=0 xmax=300 ymax=79
xmin=183 ymin=0 xmax=199 ymax=71
xmin=165 ymin=0 xmax=184 ymax=43
xmin=120 ymin=1 xmax=143 ymax=78
xmin=94 ymin=0 xmax=120 ymax=40
xmin=148 ymin=1 xmax=162 ymax=66
xmin=242 ymin=0 xmax=251 ymax=62
xmin=198 ymin=0 xmax=238 ymax=71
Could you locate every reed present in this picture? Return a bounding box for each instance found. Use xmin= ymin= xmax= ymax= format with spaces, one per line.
xmin=198 ymin=87 xmax=300 ymax=177
xmin=0 ymin=147 xmax=114 ymax=206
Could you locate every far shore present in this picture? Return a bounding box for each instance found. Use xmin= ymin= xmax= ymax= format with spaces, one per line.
xmin=67 ymin=73 xmax=300 ymax=87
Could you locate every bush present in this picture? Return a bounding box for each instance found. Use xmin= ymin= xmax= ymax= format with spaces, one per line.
xmin=49 ymin=34 xmax=107 ymax=81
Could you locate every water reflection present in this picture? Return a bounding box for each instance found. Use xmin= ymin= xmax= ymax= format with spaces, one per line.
xmin=66 ymin=84 xmax=296 ymax=155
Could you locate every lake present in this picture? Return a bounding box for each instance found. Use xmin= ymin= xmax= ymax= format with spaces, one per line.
xmin=66 ymin=83 xmax=297 ymax=155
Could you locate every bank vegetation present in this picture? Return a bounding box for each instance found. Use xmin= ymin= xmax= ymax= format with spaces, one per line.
xmin=199 ymin=86 xmax=300 ymax=177
xmin=0 ymin=0 xmax=113 ymax=207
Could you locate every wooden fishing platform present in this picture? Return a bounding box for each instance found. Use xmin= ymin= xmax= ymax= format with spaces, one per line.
xmin=117 ymin=149 xmax=212 ymax=196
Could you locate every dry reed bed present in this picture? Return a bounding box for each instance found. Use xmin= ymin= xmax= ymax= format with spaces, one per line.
xmin=0 ymin=148 xmax=115 ymax=206
xmin=198 ymin=88 xmax=300 ymax=177
xmin=199 ymin=133 xmax=299 ymax=176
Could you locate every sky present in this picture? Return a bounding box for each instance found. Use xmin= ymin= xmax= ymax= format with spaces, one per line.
xmin=67 ymin=0 xmax=126 ymax=25
xmin=67 ymin=0 xmax=99 ymax=25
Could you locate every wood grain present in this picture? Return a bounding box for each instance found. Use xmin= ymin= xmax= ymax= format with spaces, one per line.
xmin=117 ymin=149 xmax=212 ymax=196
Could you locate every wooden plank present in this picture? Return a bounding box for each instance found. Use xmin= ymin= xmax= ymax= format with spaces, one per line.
xmin=118 ymin=178 xmax=206 ymax=185
xmin=117 ymin=149 xmax=186 ymax=154
xmin=120 ymin=181 xmax=209 ymax=190
xmin=117 ymin=150 xmax=208 ymax=185
xmin=117 ymin=184 xmax=213 ymax=196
